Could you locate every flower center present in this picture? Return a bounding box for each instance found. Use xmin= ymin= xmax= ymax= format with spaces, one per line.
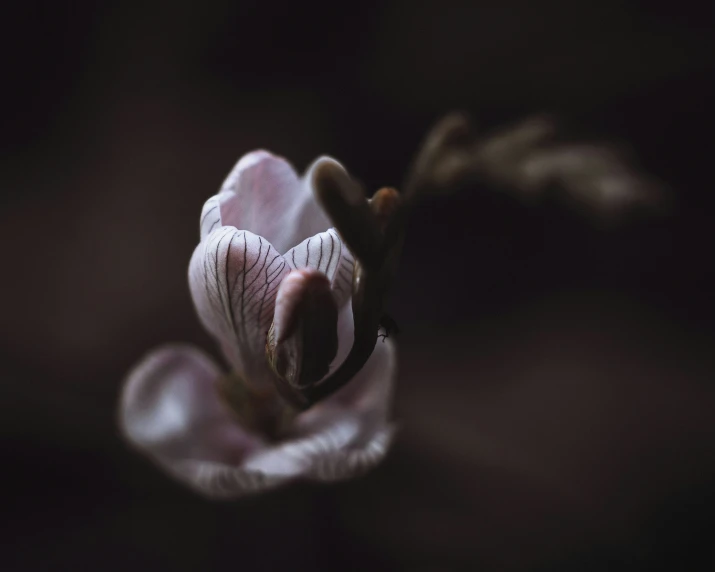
xmin=217 ymin=372 xmax=296 ymax=441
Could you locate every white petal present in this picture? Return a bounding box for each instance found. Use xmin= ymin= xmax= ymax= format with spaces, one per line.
xmin=218 ymin=151 xmax=301 ymax=253
xmin=284 ymin=228 xmax=355 ymax=308
xmin=169 ymin=459 xmax=290 ymax=499
xmin=244 ymin=416 xmax=361 ymax=474
xmin=119 ymin=342 xmax=398 ymax=498
xmin=168 ymin=416 xmax=363 ymax=499
xmin=217 ymin=151 xmax=340 ymax=254
xmin=119 ymin=345 xmax=263 ymax=468
xmin=188 ymin=227 xmax=290 ymax=385
xmin=306 ymin=426 xmax=396 ymax=482
xmin=167 ymin=340 xmax=398 ymax=497
xmin=293 ymin=338 xmax=399 ymax=481
xmin=321 ymin=336 xmax=397 ymax=428
xmin=325 ymin=301 xmax=355 ymax=380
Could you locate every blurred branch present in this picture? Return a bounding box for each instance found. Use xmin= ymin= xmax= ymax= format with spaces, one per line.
xmin=404 ymin=112 xmax=671 ymax=222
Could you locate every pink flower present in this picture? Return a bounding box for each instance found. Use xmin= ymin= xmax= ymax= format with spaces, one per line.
xmin=120 ymin=151 xmax=396 ymax=498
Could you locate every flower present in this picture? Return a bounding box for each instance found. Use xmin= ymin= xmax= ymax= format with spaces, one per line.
xmin=121 ymin=112 xmax=650 ymax=499
xmin=120 ymin=151 xmax=397 ymax=498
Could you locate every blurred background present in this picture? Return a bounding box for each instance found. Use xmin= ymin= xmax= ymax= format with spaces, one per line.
xmin=1 ymin=1 xmax=714 ymax=570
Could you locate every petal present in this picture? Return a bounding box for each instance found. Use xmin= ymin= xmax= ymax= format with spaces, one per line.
xmin=170 ymin=415 xmax=363 ymax=498
xmin=169 ymin=459 xmax=290 ymax=498
xmin=180 ymin=340 xmax=398 ymax=496
xmin=305 ymin=427 xmax=395 ymax=482
xmin=294 ymin=338 xmax=398 ymax=481
xmin=284 ymin=228 xmax=355 ymax=308
xmin=268 ymin=269 xmax=339 ymax=391
xmin=283 ymin=230 xmax=357 ymax=380
xmin=120 ymin=342 xmax=397 ymax=498
xmin=119 ymin=344 xmax=263 ymax=467
xmin=243 ymin=415 xmax=362 ymax=474
xmin=218 ymin=151 xmax=301 ymax=253
xmin=120 ymin=344 xmax=301 ymax=498
xmin=188 ymin=226 xmax=290 ymax=386
xmin=199 ymin=195 xmax=222 ymax=240
xmin=217 ymin=151 xmax=339 ymax=254
xmin=330 ymin=301 xmax=355 ymax=379
xmin=325 ymin=336 xmax=397 ymax=423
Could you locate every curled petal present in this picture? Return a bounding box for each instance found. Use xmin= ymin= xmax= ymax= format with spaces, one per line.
xmin=189 ymin=226 xmax=290 ymax=385
xmin=170 ymin=459 xmax=288 ymax=498
xmin=306 ymin=427 xmax=395 ymax=482
xmin=170 ymin=416 xmax=364 ymax=498
xmin=119 ymin=345 xmax=263 ymax=470
xmin=268 ymin=269 xmax=339 ymax=391
xmin=244 ymin=416 xmax=362 ymax=474
xmin=217 ymin=151 xmax=341 ymax=254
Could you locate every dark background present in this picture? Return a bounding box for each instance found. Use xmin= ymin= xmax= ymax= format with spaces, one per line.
xmin=1 ymin=1 xmax=714 ymax=570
